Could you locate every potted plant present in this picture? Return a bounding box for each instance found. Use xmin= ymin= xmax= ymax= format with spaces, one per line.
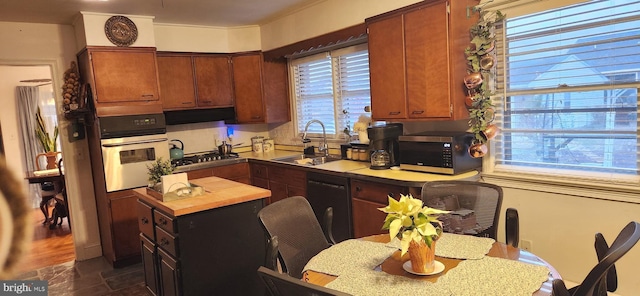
xmin=146 ymin=157 xmax=175 ymax=189
xmin=35 ymin=106 xmax=60 ymax=169
xmin=378 ymin=194 xmax=448 ymax=273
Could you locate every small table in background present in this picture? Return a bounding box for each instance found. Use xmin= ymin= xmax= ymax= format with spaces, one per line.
xmin=25 ymin=170 xmax=65 ymax=223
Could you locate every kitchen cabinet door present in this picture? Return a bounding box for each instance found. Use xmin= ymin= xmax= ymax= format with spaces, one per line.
xmin=405 ymin=1 xmax=451 ymax=119
xmin=351 ymin=198 xmax=388 ymax=238
xmin=233 ymin=53 xmax=264 ymax=123
xmin=78 ymin=47 xmax=163 ymax=117
xmin=109 ymin=190 xmax=142 ymax=262
xmin=140 ymin=234 xmax=160 ymax=295
xmin=157 ymin=54 xmax=197 ymax=110
xmin=232 ymin=53 xmax=291 ymax=124
xmin=193 ymin=55 xmax=234 ymax=108
xmin=350 ymin=179 xmax=408 ymax=238
xmin=368 ymin=14 xmax=407 ymax=120
xmin=213 ymin=162 xmax=250 ymax=184
xmin=366 ymin=0 xmax=475 ymax=122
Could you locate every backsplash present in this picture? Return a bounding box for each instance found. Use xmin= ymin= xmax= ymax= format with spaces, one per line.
xmin=165 ymin=119 xmax=470 ymax=155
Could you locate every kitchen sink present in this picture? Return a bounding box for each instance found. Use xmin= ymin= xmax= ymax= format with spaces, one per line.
xmin=273 ymin=154 xmax=343 ymax=166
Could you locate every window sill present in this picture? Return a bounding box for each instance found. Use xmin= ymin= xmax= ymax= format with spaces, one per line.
xmin=481 ymin=171 xmax=640 ymax=204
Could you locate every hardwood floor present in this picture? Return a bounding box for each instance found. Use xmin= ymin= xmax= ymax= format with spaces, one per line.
xmin=17 ymin=208 xmax=75 ymax=273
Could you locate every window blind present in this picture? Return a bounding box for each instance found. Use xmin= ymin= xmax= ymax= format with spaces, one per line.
xmin=291 ymin=44 xmax=370 ymax=139
xmin=494 ymin=0 xmax=640 ymax=181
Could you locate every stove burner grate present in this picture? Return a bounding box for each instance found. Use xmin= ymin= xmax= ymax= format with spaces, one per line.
xmin=171 ymin=151 xmax=239 ymax=167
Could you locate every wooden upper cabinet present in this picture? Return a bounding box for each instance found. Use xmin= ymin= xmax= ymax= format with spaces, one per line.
xmin=368 ymin=14 xmax=407 ymax=120
xmin=366 ymin=0 xmax=476 ymax=121
xmin=232 ymin=52 xmax=290 ymax=124
xmin=77 ymin=47 xmax=163 ymax=117
xmin=405 ymin=2 xmax=451 ymax=119
xmin=193 ymin=55 xmax=234 ymax=108
xmin=157 ymin=54 xmax=197 ymax=109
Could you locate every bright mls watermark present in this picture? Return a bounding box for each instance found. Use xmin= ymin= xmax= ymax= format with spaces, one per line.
xmin=0 ymin=281 xmax=47 ymax=295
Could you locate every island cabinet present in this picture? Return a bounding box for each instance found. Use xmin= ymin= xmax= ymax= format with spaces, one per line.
xmin=134 ymin=177 xmax=270 ymax=296
xmin=250 ymin=162 xmax=306 ymax=204
xmin=350 ymin=179 xmax=420 ymax=238
xmin=366 ymin=0 xmax=477 ymax=121
xmin=232 ymin=52 xmax=291 ymax=124
xmin=77 ymin=46 xmax=163 ymax=117
xmin=156 ymin=53 xmax=234 ymax=110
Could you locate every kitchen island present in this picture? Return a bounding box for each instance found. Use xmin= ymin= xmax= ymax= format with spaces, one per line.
xmin=133 ymin=176 xmax=271 ymax=296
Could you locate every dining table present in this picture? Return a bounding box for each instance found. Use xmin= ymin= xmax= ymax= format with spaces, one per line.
xmin=303 ymin=234 xmax=560 ymax=296
xmin=25 ymin=169 xmax=67 ymax=223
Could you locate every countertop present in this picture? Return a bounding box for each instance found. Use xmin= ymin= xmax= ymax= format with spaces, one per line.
xmin=238 ymin=150 xmax=479 ymax=187
xmin=132 ymin=176 xmax=271 ymax=216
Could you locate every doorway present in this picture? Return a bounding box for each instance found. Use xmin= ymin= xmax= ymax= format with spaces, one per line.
xmin=0 ymin=65 xmax=75 ymax=272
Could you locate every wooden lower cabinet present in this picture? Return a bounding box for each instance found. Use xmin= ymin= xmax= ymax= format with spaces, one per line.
xmin=137 ymin=198 xmax=266 ymax=295
xmin=350 ymin=179 xmax=413 ymax=238
xmin=105 ymin=190 xmax=143 ymax=266
xmin=249 ymin=162 xmax=306 ymax=204
xmin=184 ymin=162 xmax=250 ymax=184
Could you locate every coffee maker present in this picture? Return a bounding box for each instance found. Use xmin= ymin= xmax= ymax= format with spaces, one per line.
xmin=367 ymin=123 xmax=403 ymax=169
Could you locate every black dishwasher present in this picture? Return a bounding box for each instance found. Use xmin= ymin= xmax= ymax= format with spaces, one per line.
xmin=306 ymin=172 xmax=352 ymax=242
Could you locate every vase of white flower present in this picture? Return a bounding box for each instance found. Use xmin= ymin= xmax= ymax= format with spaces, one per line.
xmin=378 ymin=193 xmax=449 ymax=273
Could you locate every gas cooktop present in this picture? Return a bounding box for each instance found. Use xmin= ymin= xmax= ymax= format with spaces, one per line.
xmin=172 ymin=151 xmax=240 ymax=168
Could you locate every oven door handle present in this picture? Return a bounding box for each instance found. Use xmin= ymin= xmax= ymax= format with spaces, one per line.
xmin=102 ymin=138 xmax=168 ymax=147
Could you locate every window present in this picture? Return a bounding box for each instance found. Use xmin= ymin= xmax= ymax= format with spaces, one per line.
xmin=290 ymin=44 xmax=370 ymax=139
xmin=495 ymin=0 xmax=640 ymax=181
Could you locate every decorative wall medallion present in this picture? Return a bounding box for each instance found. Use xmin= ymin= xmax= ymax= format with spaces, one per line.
xmin=104 ymin=15 xmax=138 ymax=47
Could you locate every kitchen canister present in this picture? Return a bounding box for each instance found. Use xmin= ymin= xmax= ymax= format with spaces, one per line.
xmin=251 ymin=136 xmax=264 ymax=153
xmin=263 ymin=138 xmax=274 ymax=152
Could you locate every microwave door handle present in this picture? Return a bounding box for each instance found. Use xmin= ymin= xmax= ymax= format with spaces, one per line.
xmin=102 ymin=138 xmax=168 ymax=147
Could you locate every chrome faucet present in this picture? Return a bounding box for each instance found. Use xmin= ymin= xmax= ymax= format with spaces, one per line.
xmin=302 ymin=119 xmax=328 ymax=156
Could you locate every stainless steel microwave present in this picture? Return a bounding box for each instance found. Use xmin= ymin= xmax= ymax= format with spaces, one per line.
xmin=398 ymin=132 xmax=481 ymax=175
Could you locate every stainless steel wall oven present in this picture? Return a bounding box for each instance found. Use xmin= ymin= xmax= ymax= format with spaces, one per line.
xmin=98 ymin=114 xmax=169 ymax=192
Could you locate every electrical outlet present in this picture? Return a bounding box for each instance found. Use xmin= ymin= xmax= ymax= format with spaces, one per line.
xmin=520 ymin=239 xmax=533 ymax=252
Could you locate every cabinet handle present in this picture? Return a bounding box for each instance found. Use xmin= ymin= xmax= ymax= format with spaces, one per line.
xmin=160 ymin=237 xmax=169 ymax=246
xmin=141 ymin=94 xmax=154 ymax=98
xmin=355 ymin=186 xmax=362 ymax=192
xmin=251 ymin=116 xmax=262 ymax=119
xmin=388 ymin=192 xmax=395 ymax=198
xmin=141 ymin=217 xmax=149 ymax=224
xmin=159 ymin=217 xmax=167 ymax=225
xmin=412 ymin=110 xmax=424 ymax=114
xmin=181 ymin=102 xmax=193 ymax=105
xmin=389 ymin=111 xmax=401 ymax=115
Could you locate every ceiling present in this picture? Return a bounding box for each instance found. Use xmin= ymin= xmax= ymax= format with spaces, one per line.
xmin=0 ymin=0 xmax=319 ymax=27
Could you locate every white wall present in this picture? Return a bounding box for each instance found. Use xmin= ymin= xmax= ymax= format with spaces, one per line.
xmin=495 ymin=184 xmax=640 ymax=295
xmin=76 ymin=12 xmax=156 ymax=48
xmin=259 ymin=0 xmax=422 ymax=50
xmin=0 ymin=21 xmax=102 ymax=261
xmin=0 ymin=66 xmax=50 ymax=176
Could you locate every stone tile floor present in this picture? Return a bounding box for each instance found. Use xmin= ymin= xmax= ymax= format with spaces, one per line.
xmin=15 ymin=257 xmax=150 ymax=295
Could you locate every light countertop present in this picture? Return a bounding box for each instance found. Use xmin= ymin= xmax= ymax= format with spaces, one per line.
xmin=237 ymin=150 xmax=479 ymax=186
xmin=133 ymin=176 xmax=270 ymax=216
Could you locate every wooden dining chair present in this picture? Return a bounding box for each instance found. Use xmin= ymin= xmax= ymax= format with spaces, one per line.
xmin=552 ymin=221 xmax=640 ymax=296
xmin=257 ymin=266 xmax=351 ymax=296
xmin=257 ymin=196 xmax=334 ymax=278
xmin=422 ymin=181 xmax=503 ymax=240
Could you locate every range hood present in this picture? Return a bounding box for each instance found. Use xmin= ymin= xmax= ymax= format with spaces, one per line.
xmin=164 ymin=107 xmax=236 ymax=125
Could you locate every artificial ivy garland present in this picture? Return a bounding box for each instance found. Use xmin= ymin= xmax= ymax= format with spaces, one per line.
xmin=464 ymin=8 xmax=505 ymax=158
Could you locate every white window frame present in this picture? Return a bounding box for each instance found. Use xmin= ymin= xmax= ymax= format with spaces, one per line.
xmin=289 ymin=43 xmax=370 ymax=142
xmin=481 ymin=0 xmax=640 ymax=202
